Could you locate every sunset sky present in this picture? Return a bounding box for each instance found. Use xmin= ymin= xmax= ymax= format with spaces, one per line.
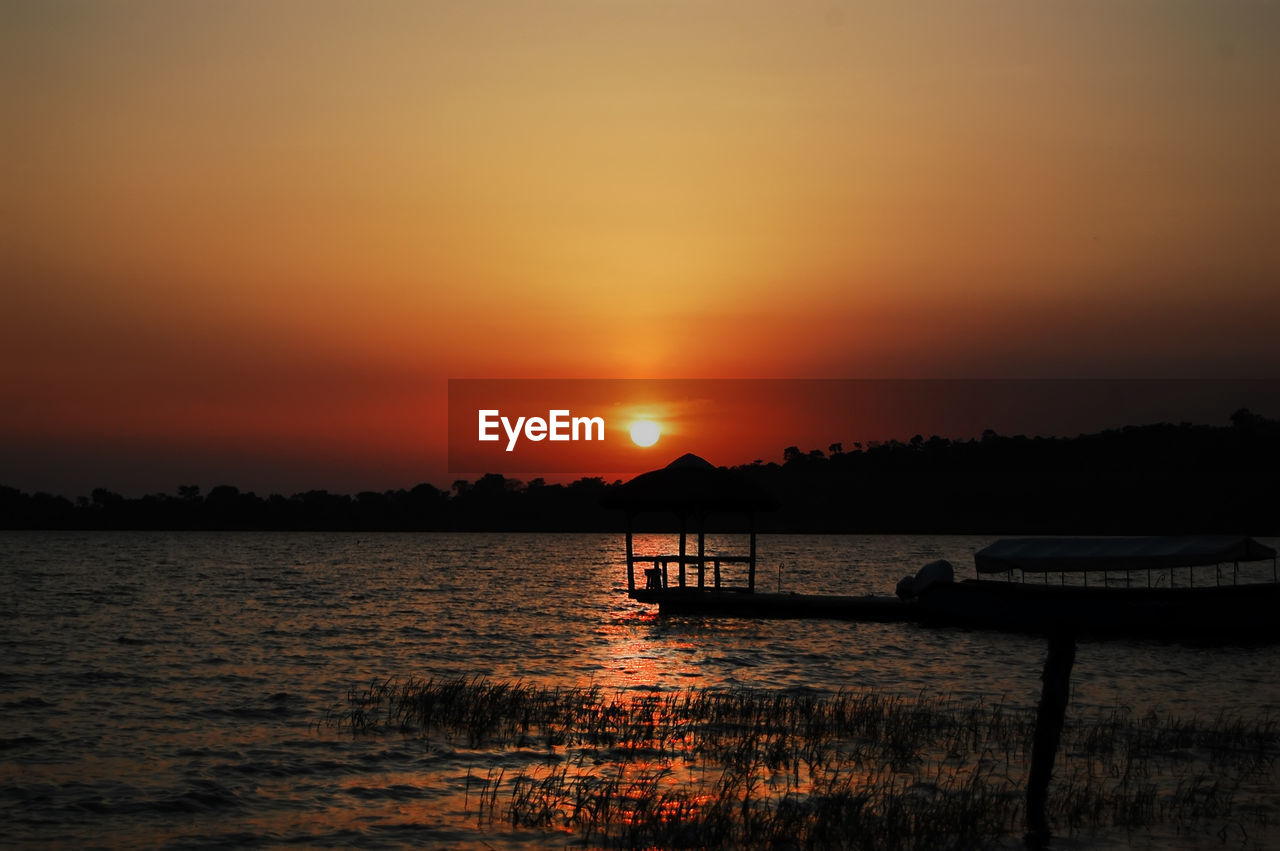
xmin=4 ymin=2 xmax=1279 ymax=497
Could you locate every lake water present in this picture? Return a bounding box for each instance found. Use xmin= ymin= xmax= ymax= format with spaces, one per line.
xmin=1 ymin=531 xmax=1277 ymax=847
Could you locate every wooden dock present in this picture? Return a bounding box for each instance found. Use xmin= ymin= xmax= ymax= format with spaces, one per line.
xmin=629 ymin=588 xmax=913 ymax=622
xmin=626 ymin=581 xmax=1280 ymax=640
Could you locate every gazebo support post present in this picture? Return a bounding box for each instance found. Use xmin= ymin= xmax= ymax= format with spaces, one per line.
xmin=748 ymin=512 xmax=757 ymax=592
xmin=625 ymin=515 xmax=635 ymax=592
xmin=678 ymin=514 xmax=687 ymax=588
xmin=697 ymin=519 xmax=706 ymax=588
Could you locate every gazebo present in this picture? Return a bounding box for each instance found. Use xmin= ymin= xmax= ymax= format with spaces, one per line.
xmin=601 ymin=453 xmax=778 ymax=594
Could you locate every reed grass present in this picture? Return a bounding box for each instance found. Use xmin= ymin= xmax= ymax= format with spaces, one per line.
xmin=336 ymin=677 xmax=1278 ymax=848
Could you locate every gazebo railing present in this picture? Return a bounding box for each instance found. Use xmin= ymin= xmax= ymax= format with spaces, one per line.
xmin=630 ymin=553 xmax=755 ymax=591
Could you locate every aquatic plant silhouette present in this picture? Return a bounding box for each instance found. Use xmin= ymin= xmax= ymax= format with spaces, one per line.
xmin=336 ymin=675 xmax=1279 ymax=849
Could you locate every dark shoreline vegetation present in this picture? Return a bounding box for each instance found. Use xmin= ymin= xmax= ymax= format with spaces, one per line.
xmin=335 ymin=675 xmax=1280 ymax=849
xmin=4 ymin=410 xmax=1278 ymax=533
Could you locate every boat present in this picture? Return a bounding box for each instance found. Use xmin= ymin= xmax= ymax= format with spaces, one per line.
xmin=899 ymin=535 xmax=1280 ymax=637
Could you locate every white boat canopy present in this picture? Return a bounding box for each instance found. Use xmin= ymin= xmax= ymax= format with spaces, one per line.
xmin=974 ymin=536 xmax=1278 ymax=575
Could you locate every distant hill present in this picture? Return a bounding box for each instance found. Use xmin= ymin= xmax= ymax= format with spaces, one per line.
xmin=3 ymin=409 xmax=1277 ymax=534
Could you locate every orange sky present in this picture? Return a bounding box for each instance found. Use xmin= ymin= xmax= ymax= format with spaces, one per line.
xmin=3 ymin=2 xmax=1280 ymax=496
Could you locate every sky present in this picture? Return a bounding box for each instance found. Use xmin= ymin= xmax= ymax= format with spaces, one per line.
xmin=3 ymin=1 xmax=1280 ymax=497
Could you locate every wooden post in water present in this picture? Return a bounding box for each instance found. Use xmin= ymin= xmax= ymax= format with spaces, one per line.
xmin=748 ymin=512 xmax=757 ymax=592
xmin=1026 ymin=628 xmax=1076 ymax=848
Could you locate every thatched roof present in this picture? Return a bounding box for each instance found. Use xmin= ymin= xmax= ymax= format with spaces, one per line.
xmin=601 ymin=453 xmax=778 ymax=514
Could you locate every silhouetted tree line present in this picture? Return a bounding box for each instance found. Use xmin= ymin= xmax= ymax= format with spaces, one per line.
xmin=739 ymin=408 xmax=1279 ymax=534
xmin=2 ymin=409 xmax=1277 ymax=533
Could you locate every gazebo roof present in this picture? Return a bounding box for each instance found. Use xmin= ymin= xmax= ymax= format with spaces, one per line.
xmin=601 ymin=453 xmax=778 ymax=514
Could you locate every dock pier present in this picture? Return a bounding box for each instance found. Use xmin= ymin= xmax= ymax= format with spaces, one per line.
xmin=629 ymin=587 xmax=912 ymax=622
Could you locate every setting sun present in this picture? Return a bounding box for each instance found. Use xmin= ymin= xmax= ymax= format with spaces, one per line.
xmin=629 ymin=420 xmax=661 ymax=448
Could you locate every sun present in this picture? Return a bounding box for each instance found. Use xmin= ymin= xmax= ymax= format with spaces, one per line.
xmin=629 ymin=419 xmax=661 ymax=448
